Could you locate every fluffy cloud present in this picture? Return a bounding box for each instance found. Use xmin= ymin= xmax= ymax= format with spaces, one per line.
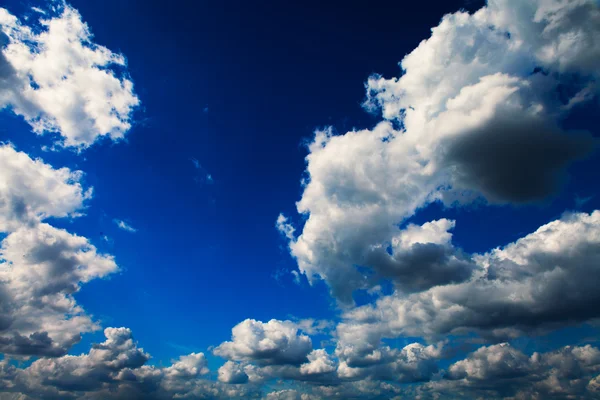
xmin=218 ymin=361 xmax=249 ymax=384
xmin=283 ymin=0 xmax=598 ymax=303
xmin=214 ymin=319 xmax=313 ymax=366
xmin=0 ymin=327 xmax=261 ymax=400
xmin=422 ymin=342 xmax=600 ymax=399
xmin=0 ymin=5 xmax=139 ymax=148
xmin=341 ymin=211 xmax=600 ymax=343
xmin=0 ymin=145 xmax=90 ymax=232
xmin=300 ymin=349 xmax=336 ymax=376
xmin=0 ymin=222 xmax=118 ymax=357
xmin=335 ymin=340 xmax=442 ymax=384
xmin=365 ymin=219 xmax=477 ymax=294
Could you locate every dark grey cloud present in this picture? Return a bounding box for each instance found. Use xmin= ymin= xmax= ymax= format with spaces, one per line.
xmin=366 ymin=242 xmax=476 ymax=293
xmin=445 ymin=113 xmax=596 ymax=203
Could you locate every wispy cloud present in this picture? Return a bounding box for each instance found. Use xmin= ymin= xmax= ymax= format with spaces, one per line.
xmin=31 ymin=6 xmax=46 ymax=14
xmin=113 ymin=219 xmax=137 ymax=233
xmin=190 ymin=158 xmax=214 ymax=184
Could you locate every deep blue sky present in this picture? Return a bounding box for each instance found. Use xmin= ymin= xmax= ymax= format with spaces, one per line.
xmin=3 ymin=0 xmax=599 ymax=374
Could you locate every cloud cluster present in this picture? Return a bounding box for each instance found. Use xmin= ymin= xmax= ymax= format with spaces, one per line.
xmin=340 ymin=211 xmax=600 ymax=347
xmin=0 ymin=327 xmax=262 ymax=400
xmin=0 ymin=5 xmax=139 ymax=148
xmin=1 ymin=0 xmax=600 ymax=399
xmin=422 ymin=342 xmax=600 ymax=399
xmin=0 ymin=222 xmax=118 ymax=357
xmin=0 ymin=145 xmax=117 ymax=357
xmin=283 ymin=0 xmax=599 ymax=303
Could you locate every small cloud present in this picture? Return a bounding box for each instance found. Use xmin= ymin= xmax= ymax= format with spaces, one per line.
xmin=276 ymin=214 xmax=295 ymax=240
xmin=31 ymin=6 xmax=46 ymax=14
xmin=203 ymin=106 xmax=209 ymax=113
xmin=113 ymin=219 xmax=137 ymax=233
xmin=291 ymin=270 xmax=301 ymax=285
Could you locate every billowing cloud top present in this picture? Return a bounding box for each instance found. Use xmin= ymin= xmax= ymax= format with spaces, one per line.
xmin=0 ymin=5 xmax=139 ymax=148
xmin=283 ymin=0 xmax=599 ymax=304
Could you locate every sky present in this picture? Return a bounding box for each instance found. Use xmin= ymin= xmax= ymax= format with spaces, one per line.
xmin=0 ymin=0 xmax=600 ymax=399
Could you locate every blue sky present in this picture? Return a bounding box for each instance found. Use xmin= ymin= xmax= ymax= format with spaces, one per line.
xmin=1 ymin=0 xmax=600 ymax=399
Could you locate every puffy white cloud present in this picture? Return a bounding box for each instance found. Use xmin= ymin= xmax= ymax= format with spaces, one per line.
xmin=214 ymin=319 xmax=313 ymax=366
xmin=283 ymin=0 xmax=598 ymax=303
xmin=0 ymin=144 xmax=90 ymax=232
xmin=299 ymin=349 xmax=336 ymax=376
xmin=423 ymin=342 xmax=600 ymax=399
xmin=0 ymin=223 xmax=118 ymax=356
xmin=11 ymin=327 xmax=150 ymax=395
xmin=341 ymin=211 xmax=600 ymax=343
xmin=0 ymin=5 xmax=139 ymax=148
xmin=0 ymin=327 xmax=262 ymax=400
xmin=335 ymin=341 xmax=442 ymax=384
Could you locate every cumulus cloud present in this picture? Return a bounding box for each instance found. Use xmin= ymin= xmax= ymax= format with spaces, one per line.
xmin=335 ymin=340 xmax=442 ymax=384
xmin=366 ymin=219 xmax=477 ymax=293
xmin=0 ymin=5 xmax=139 ymax=148
xmin=282 ymin=0 xmax=598 ymax=303
xmin=214 ymin=319 xmax=313 ymax=366
xmin=341 ymin=211 xmax=600 ymax=344
xmin=218 ymin=361 xmax=249 ymax=384
xmin=0 ymin=144 xmax=91 ymax=232
xmin=422 ymin=342 xmax=600 ymax=399
xmin=0 ymin=222 xmax=118 ymax=357
xmin=299 ymin=349 xmax=337 ymax=376
xmin=0 ymin=327 xmax=262 ymax=400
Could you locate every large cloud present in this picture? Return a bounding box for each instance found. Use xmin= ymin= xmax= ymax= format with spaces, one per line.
xmin=341 ymin=211 xmax=600 ymax=344
xmin=282 ymin=0 xmax=598 ymax=303
xmin=0 ymin=327 xmax=262 ymax=400
xmin=0 ymin=144 xmax=90 ymax=232
xmin=0 ymin=5 xmax=139 ymax=148
xmin=421 ymin=342 xmax=600 ymax=399
xmin=0 ymin=222 xmax=118 ymax=357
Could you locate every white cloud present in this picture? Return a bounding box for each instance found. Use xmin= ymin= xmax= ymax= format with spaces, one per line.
xmin=341 ymin=211 xmax=600 ymax=343
xmin=276 ymin=214 xmax=295 ymax=241
xmin=299 ymin=349 xmax=336 ymax=376
xmin=0 ymin=327 xmax=262 ymax=399
xmin=113 ymin=219 xmax=137 ymax=233
xmin=0 ymin=144 xmax=91 ymax=232
xmin=0 ymin=5 xmax=139 ymax=148
xmin=282 ymin=0 xmax=598 ymax=304
xmin=218 ymin=361 xmax=249 ymax=384
xmin=0 ymin=223 xmax=118 ymax=356
xmin=423 ymin=342 xmax=600 ymax=399
xmin=214 ymin=319 xmax=313 ymax=366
